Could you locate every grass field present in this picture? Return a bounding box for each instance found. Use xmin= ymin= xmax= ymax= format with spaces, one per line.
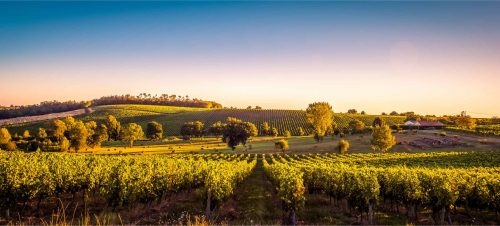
xmin=76 ymin=129 xmax=500 ymax=156
xmin=6 ymin=104 xmax=405 ymax=136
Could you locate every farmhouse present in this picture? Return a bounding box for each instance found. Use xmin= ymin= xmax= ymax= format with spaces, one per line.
xmin=403 ymin=120 xmax=444 ymax=130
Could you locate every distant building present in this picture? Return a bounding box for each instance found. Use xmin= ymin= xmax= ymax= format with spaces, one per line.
xmin=403 ymin=120 xmax=444 ymax=130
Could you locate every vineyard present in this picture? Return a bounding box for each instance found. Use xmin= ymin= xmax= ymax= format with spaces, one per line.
xmin=0 ymin=152 xmax=256 ymax=223
xmin=6 ymin=104 xmax=406 ymax=136
xmin=1 ymin=151 xmax=499 ymax=224
xmin=264 ymin=151 xmax=500 ymax=224
xmin=446 ymin=124 xmax=500 ymax=137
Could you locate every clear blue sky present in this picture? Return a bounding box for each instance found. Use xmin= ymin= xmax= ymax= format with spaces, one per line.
xmin=1 ymin=2 xmax=499 ymax=117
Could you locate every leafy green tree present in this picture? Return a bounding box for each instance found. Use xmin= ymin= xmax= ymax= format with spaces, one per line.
xmin=89 ymin=124 xmax=108 ymax=148
xmin=37 ymin=128 xmax=48 ymax=141
xmin=146 ymin=121 xmax=163 ymax=140
xmin=222 ymin=117 xmax=257 ymax=150
xmin=64 ymin=116 xmax=76 ymax=127
xmin=349 ymin=120 xmax=366 ymax=134
xmin=69 ymin=121 xmax=89 ymax=151
xmin=85 ymin=121 xmax=97 ymax=138
xmin=298 ymin=127 xmax=305 ymax=136
xmin=208 ymin=121 xmax=225 ymax=137
xmin=390 ymin=111 xmax=398 ymax=116
xmin=261 ymin=122 xmax=270 ymax=136
xmin=284 ymin=130 xmax=291 ymax=137
xmin=347 ymin=109 xmax=358 ymax=114
xmin=306 ymin=102 xmax=333 ymax=142
xmin=246 ymin=122 xmax=258 ymax=137
xmin=361 ymin=110 xmax=366 ymax=115
xmin=180 ymin=121 xmax=205 ymax=140
xmin=372 ymin=117 xmax=385 ymax=127
xmin=371 ymin=125 xmax=396 ymax=152
xmin=337 ymin=139 xmax=349 ymax=154
xmin=270 ymin=127 xmax=279 ymax=137
xmin=274 ymin=139 xmax=289 ymax=152
xmin=105 ymin=115 xmax=121 ymax=141
xmin=120 ymin=123 xmax=144 ymax=147
xmin=60 ymin=137 xmax=70 ymax=151
xmin=48 ymin=119 xmax=67 ymax=141
xmin=0 ymin=128 xmax=12 ymax=144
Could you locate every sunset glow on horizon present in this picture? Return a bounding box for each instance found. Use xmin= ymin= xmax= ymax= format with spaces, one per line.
xmin=1 ymin=2 xmax=499 ymax=117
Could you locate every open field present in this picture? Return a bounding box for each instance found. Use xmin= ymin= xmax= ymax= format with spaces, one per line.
xmin=73 ymin=129 xmax=500 ymax=155
xmin=6 ymin=104 xmax=405 ymax=136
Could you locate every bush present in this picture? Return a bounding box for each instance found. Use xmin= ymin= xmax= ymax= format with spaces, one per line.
xmin=284 ymin=130 xmax=291 ymax=138
xmin=6 ymin=141 xmax=16 ymax=151
xmin=274 ymin=139 xmax=289 ymax=152
xmin=337 ymin=139 xmax=349 ymax=154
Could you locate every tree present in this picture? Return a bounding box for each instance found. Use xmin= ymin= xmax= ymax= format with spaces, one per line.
xmin=347 ymin=109 xmax=358 ymax=114
xmin=372 ymin=117 xmax=385 ymax=127
xmin=284 ymin=130 xmax=291 ymax=138
xmin=222 ymin=117 xmax=256 ymax=151
xmin=5 ymin=141 xmax=16 ymax=151
xmin=361 ymin=110 xmax=366 ymax=115
xmin=381 ymin=112 xmax=387 ymax=115
xmin=89 ymin=124 xmax=108 ymax=148
xmin=246 ymin=122 xmax=258 ymax=137
xmin=274 ymin=139 xmax=289 ymax=152
xmin=261 ymin=122 xmax=270 ymax=136
xmin=180 ymin=121 xmax=204 ymax=140
xmin=298 ymin=127 xmax=305 ymax=136
xmin=246 ymin=106 xmax=252 ymax=109
xmin=371 ymin=125 xmax=396 ymax=152
xmin=270 ymin=127 xmax=279 ymax=137
xmin=255 ymin=106 xmax=262 ymax=110
xmin=146 ymin=121 xmax=163 ymax=140
xmin=48 ymin=119 xmax=67 ymax=141
xmin=0 ymin=128 xmax=12 ymax=144
xmin=22 ymin=130 xmax=30 ymax=139
xmin=120 ymin=123 xmax=144 ymax=147
xmin=456 ymin=116 xmax=476 ymax=130
xmin=37 ymin=128 xmax=48 ymax=141
xmin=85 ymin=121 xmax=97 ymax=138
xmin=337 ymin=139 xmax=349 ymax=154
xmin=105 ymin=115 xmax=121 ymax=141
xmin=60 ymin=137 xmax=70 ymax=151
xmin=63 ymin=116 xmax=76 ymax=132
xmin=390 ymin=111 xmax=398 ymax=116
xmin=349 ymin=120 xmax=366 ymax=134
xmin=208 ymin=121 xmax=225 ymax=137
xmin=306 ymin=102 xmax=333 ymax=142
xmin=69 ymin=121 xmax=89 ymax=151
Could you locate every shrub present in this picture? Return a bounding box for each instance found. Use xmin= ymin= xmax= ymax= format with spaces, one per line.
xmin=6 ymin=141 xmax=17 ymax=151
xmin=284 ymin=130 xmax=291 ymax=138
xmin=274 ymin=139 xmax=289 ymax=152
xmin=337 ymin=139 xmax=349 ymax=154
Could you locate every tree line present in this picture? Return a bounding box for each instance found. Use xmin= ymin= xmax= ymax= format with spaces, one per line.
xmin=0 ymin=93 xmax=222 ymax=120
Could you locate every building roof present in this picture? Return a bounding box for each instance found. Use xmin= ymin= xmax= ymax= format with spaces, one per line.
xmin=404 ymin=120 xmax=444 ymax=127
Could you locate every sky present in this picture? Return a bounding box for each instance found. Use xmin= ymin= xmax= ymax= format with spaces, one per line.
xmin=0 ymin=2 xmax=499 ymax=117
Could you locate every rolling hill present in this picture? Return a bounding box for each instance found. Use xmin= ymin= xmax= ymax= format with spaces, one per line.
xmin=5 ymin=104 xmax=406 ymax=136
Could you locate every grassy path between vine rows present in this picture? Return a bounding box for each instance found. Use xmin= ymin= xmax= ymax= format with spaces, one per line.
xmin=215 ymin=157 xmax=284 ymax=224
